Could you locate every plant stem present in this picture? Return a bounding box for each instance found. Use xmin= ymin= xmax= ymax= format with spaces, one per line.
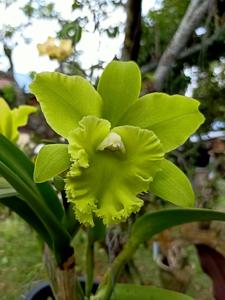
xmin=92 ymin=240 xmax=138 ymax=300
xmin=44 ymin=245 xmax=84 ymax=300
xmin=85 ymin=231 xmax=94 ymax=298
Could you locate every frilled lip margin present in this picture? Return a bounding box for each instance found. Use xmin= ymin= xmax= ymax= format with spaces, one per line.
xmin=65 ymin=116 xmax=164 ymax=226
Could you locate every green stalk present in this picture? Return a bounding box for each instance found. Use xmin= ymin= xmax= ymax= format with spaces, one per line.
xmin=85 ymin=231 xmax=95 ymax=298
xmin=92 ymin=240 xmax=137 ymax=300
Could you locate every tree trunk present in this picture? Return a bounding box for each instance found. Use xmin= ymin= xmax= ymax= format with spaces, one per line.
xmin=153 ymin=0 xmax=211 ymax=91
xmin=122 ymin=0 xmax=142 ymax=61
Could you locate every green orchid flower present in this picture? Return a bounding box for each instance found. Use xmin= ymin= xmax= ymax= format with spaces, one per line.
xmin=0 ymin=97 xmax=37 ymax=142
xmin=30 ymin=61 xmax=204 ymax=226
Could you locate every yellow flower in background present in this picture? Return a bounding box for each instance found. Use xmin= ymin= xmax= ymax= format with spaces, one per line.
xmin=37 ymin=37 xmax=73 ymax=61
xmin=58 ymin=39 xmax=73 ymax=60
xmin=37 ymin=37 xmax=55 ymax=56
xmin=0 ymin=98 xmax=36 ymax=142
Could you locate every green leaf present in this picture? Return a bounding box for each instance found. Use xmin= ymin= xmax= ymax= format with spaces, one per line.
xmin=0 ymin=187 xmax=16 ymax=198
xmin=131 ymin=208 xmax=225 ymax=244
xmin=149 ymin=159 xmax=194 ymax=207
xmin=0 ymin=135 xmax=72 ymax=265
xmin=34 ymin=144 xmax=70 ymax=183
xmin=96 ymin=208 xmax=225 ymax=300
xmin=29 ymin=72 xmax=102 ymax=138
xmin=0 ymin=134 xmax=64 ymax=219
xmin=0 ymin=156 xmax=72 ymax=265
xmin=119 ymin=93 xmax=205 ymax=152
xmin=0 ymin=160 xmax=64 ymax=249
xmin=0 ymin=194 xmax=53 ymax=248
xmin=65 ymin=116 xmax=164 ymax=226
xmin=110 ymin=284 xmax=193 ymax=300
xmin=0 ymin=177 xmax=16 ymax=197
xmin=97 ymin=60 xmax=141 ymax=127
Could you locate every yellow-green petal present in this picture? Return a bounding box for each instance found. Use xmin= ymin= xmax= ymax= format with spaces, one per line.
xmin=0 ymin=98 xmax=36 ymax=142
xmin=0 ymin=97 xmax=13 ymax=140
xmin=149 ymin=159 xmax=195 ymax=207
xmin=119 ymin=93 xmax=205 ymax=153
xmin=34 ymin=144 xmax=70 ymax=183
xmin=29 ymin=72 xmax=102 ymax=138
xmin=12 ymin=105 xmax=37 ymax=128
xmin=11 ymin=105 xmax=37 ymax=141
xmin=97 ymin=60 xmax=141 ymax=127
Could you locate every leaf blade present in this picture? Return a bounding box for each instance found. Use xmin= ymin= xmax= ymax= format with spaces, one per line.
xmin=132 ymin=208 xmax=225 ymax=244
xmin=96 ymin=208 xmax=225 ymax=299
xmin=0 ymin=194 xmax=53 ymax=248
xmin=0 ymin=134 xmax=64 ymax=219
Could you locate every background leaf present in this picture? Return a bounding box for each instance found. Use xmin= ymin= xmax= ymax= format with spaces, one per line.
xmin=0 ymin=177 xmax=16 ymax=197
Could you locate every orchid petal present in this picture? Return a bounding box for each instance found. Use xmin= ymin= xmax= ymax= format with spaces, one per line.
xmin=149 ymin=159 xmax=194 ymax=207
xmin=34 ymin=144 xmax=70 ymax=183
xmin=97 ymin=60 xmax=141 ymax=127
xmin=29 ymin=72 xmax=102 ymax=138
xmin=119 ymin=93 xmax=205 ymax=152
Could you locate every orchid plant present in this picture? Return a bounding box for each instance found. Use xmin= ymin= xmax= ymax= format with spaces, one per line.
xmin=0 ymin=97 xmax=36 ymax=142
xmin=1 ymin=60 xmax=225 ymax=300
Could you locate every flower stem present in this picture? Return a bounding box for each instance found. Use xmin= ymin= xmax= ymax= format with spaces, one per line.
xmin=92 ymin=239 xmax=138 ymax=300
xmin=85 ymin=231 xmax=95 ymax=298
